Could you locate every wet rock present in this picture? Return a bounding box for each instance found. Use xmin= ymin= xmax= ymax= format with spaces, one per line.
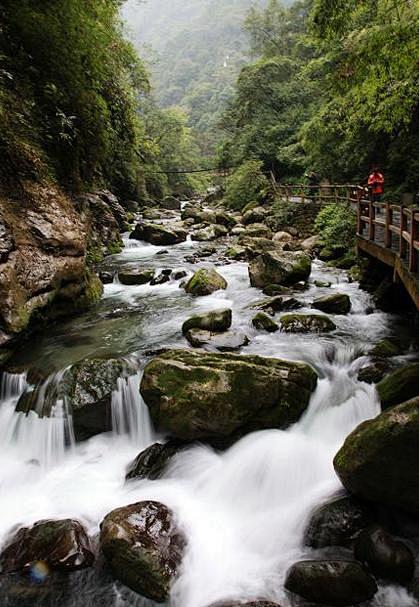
xmin=208 ymin=602 xmax=280 ymax=607
xmin=118 ymin=268 xmax=155 ymax=285
xmin=254 ymin=296 xmax=302 ymax=316
xmin=354 ymin=525 xmax=414 ymax=585
xmin=192 ymin=225 xmax=228 ymax=241
xmin=99 ymin=271 xmax=114 ymax=284
xmin=280 ymin=313 xmax=336 ymax=333
xmin=243 ymin=207 xmax=268 ymax=225
xmin=129 ymin=222 xmax=187 ymax=245
xmin=160 ymin=196 xmax=181 ymax=211
xmin=377 ymin=363 xmax=419 ymax=409
xmin=284 ymin=560 xmax=377 ymax=606
xmin=301 ymin=235 xmax=320 ymax=253
xmin=357 ymin=360 xmax=392 ymax=384
xmin=239 ymin=237 xmax=281 ymax=259
xmin=126 ymin=441 xmax=186 ymax=481
xmin=334 ymin=396 xmax=419 ymax=515
xmin=312 ymin=293 xmax=351 ymax=315
xmin=173 ymin=269 xmax=188 ymax=280
xmin=185 ymin=268 xmax=227 ymax=296
xmin=314 ymin=279 xmax=332 ymax=288
xmin=0 ymin=519 xmax=94 ymax=573
xmin=370 ymin=338 xmax=404 ymax=358
xmin=240 ymin=223 xmax=272 ymax=239
xmin=186 ymin=329 xmax=249 ymax=351
xmin=272 ymin=231 xmax=293 ymax=244
xmin=262 ymin=284 xmax=291 ymax=296
xmin=215 ymin=212 xmax=237 ymax=228
xmin=100 ymin=501 xmax=185 ymax=602
xmin=17 ymin=357 xmax=126 ymax=441
xmin=304 ymin=496 xmax=373 ymax=549
xmin=226 ymin=245 xmax=247 ymax=261
xmin=181 ymin=205 xmax=202 ymax=222
xmin=249 ymin=251 xmax=311 ymax=289
xmin=150 ymin=273 xmax=170 ymax=286
xmin=182 ymin=309 xmax=232 ymax=334
xmin=252 ymin=313 xmax=279 ymax=333
xmin=140 ymin=349 xmax=317 ymax=442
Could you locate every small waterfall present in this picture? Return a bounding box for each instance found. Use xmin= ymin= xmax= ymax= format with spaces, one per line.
xmin=0 ymin=371 xmax=27 ymax=400
xmin=111 ymin=372 xmax=154 ymax=445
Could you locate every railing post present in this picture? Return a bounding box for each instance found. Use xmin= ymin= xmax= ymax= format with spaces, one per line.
xmin=368 ymin=200 xmax=375 ymax=241
xmin=400 ymin=205 xmax=407 ymax=259
xmin=357 ymin=198 xmax=362 ymax=235
xmin=384 ymin=203 xmax=392 ymax=248
xmin=409 ymin=210 xmax=417 ymax=273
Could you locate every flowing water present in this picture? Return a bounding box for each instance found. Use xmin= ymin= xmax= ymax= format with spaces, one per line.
xmin=0 ymin=211 xmax=417 ymax=607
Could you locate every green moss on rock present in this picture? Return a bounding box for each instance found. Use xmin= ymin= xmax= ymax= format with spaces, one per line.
xmin=280 ymin=313 xmax=336 ymax=333
xmin=377 ymin=363 xmax=419 ymax=409
xmin=185 ymin=268 xmax=227 ymax=296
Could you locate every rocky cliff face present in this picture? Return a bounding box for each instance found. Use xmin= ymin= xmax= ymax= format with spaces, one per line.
xmin=0 ymin=183 xmax=127 ymax=354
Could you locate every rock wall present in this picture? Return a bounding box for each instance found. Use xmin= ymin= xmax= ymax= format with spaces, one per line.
xmin=0 ymin=183 xmax=127 ymax=353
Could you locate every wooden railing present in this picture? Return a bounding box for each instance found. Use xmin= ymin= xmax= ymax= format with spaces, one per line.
xmin=272 ymin=179 xmax=363 ymax=205
xmin=357 ymin=200 xmax=419 ymax=274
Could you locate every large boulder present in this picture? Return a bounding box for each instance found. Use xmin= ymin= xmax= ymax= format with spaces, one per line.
xmin=252 ymin=313 xmax=279 ymax=333
xmin=280 ymin=313 xmax=336 ymax=333
xmin=118 ymin=268 xmax=155 ymax=285
xmin=100 ymin=501 xmax=185 ymax=602
xmin=272 ymin=231 xmax=293 ymax=245
xmin=312 ymin=293 xmax=351 ymax=315
xmin=160 ymin=195 xmax=181 ymax=210
xmin=0 ymin=519 xmax=94 ymax=573
xmin=182 ymin=309 xmax=232 ymax=334
xmin=354 ymin=525 xmax=414 ymax=585
xmin=377 ymin=363 xmax=419 ymax=409
xmin=126 ymin=441 xmax=186 ymax=481
xmin=16 ymin=357 xmax=126 ymax=441
xmin=334 ymin=397 xmax=419 ymax=515
xmin=185 ymin=268 xmax=227 ymax=296
xmin=186 ymin=329 xmax=249 ymax=352
xmin=242 ymin=206 xmax=268 ymax=225
xmin=140 ymin=350 xmax=317 ymax=442
xmin=192 ymin=225 xmax=228 ymax=241
xmin=304 ymin=496 xmax=373 ymax=549
xmin=129 ymin=222 xmax=187 ymax=245
xmin=249 ymin=251 xmax=311 ymax=289
xmin=240 ymin=224 xmax=272 ymax=239
xmin=284 ymin=560 xmax=377 ymax=606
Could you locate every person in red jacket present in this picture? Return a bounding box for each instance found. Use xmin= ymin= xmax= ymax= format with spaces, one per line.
xmin=368 ymin=166 xmax=385 ymax=202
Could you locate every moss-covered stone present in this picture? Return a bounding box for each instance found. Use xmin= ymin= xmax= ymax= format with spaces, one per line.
xmin=185 ymin=329 xmax=249 ymax=351
xmin=377 ymin=363 xmax=419 ymax=409
xmin=182 ymin=309 xmax=232 ymax=334
xmin=280 ymin=313 xmax=336 ymax=333
xmin=334 ymin=396 xmax=419 ymax=515
xmin=126 ymin=441 xmax=186 ymax=481
xmin=370 ymin=338 xmax=403 ymax=358
xmin=249 ymin=250 xmax=311 ymax=289
xmin=252 ymin=312 xmax=279 ymax=333
xmin=185 ymin=267 xmax=227 ymax=296
xmin=312 ymin=292 xmax=351 ymax=315
xmin=129 ymin=222 xmax=187 ymax=245
xmin=225 ymin=245 xmax=247 ymax=260
xmin=140 ymin=349 xmax=317 ymax=443
xmin=118 ymin=268 xmax=155 ymax=286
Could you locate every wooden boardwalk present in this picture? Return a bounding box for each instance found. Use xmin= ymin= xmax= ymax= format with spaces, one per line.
xmin=275 ymin=182 xmax=419 ymax=309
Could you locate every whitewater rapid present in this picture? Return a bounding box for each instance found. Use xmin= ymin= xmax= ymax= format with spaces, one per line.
xmin=0 ymin=235 xmax=416 ymax=607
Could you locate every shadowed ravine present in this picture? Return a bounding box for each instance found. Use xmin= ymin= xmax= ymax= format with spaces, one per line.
xmin=0 ymin=209 xmax=417 ymax=607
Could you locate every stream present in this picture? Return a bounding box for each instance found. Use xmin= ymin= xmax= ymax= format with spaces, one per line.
xmin=0 ymin=208 xmax=417 ymax=607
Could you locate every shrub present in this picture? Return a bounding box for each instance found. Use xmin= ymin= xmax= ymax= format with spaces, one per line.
xmin=315 ymin=203 xmax=356 ymax=255
xmin=224 ymin=160 xmax=269 ymax=210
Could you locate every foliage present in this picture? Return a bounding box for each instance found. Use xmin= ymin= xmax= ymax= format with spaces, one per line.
xmin=224 ymin=160 xmax=269 ymax=209
xmin=315 ymin=203 xmax=356 ymax=253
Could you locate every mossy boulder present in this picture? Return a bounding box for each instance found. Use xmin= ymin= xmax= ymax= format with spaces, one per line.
xmin=100 ymin=501 xmax=185 ymax=602
xmin=240 ymin=224 xmax=272 ymax=239
xmin=312 ymin=293 xmax=351 ymax=315
xmin=126 ymin=441 xmax=186 ymax=481
xmin=192 ymin=225 xmax=228 ymax=242
xmin=118 ymin=268 xmax=155 ymax=285
xmin=249 ymin=251 xmax=311 ymax=289
xmin=357 ymin=360 xmax=392 ymax=384
xmin=284 ymin=560 xmax=377 ymax=606
xmin=377 ymin=363 xmax=419 ymax=409
xmin=185 ymin=329 xmax=249 ymax=351
xmin=225 ymin=245 xmax=247 ymax=261
xmin=182 ymin=309 xmax=232 ymax=334
xmin=16 ymin=357 xmax=127 ymax=441
xmin=370 ymin=338 xmax=404 ymax=358
xmin=185 ymin=268 xmax=227 ymax=296
xmin=129 ymin=222 xmax=187 ymax=245
xmin=252 ymin=312 xmax=279 ymax=333
xmin=280 ymin=313 xmax=336 ymax=333
xmin=140 ymin=349 xmax=317 ymax=443
xmin=304 ymin=496 xmax=373 ymax=549
xmin=0 ymin=519 xmax=94 ymax=573
xmin=334 ymin=397 xmax=419 ymax=515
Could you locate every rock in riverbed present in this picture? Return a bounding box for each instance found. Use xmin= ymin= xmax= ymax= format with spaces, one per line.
xmin=284 ymin=560 xmax=377 ymax=606
xmin=182 ymin=309 xmax=232 ymax=334
xmin=186 ymin=329 xmax=249 ymax=351
xmin=208 ymin=602 xmax=280 ymax=606
xmin=252 ymin=313 xmax=279 ymax=333
xmin=334 ymin=396 xmax=419 ymax=515
xmin=100 ymin=501 xmax=185 ymax=602
xmin=126 ymin=441 xmax=186 ymax=481
xmin=249 ymin=251 xmax=311 ymax=288
xmin=312 ymin=292 xmax=351 ymax=314
xmin=280 ymin=313 xmax=336 ymax=333
xmin=0 ymin=519 xmax=94 ymax=573
xmin=377 ymin=362 xmax=419 ymax=409
xmin=185 ymin=267 xmax=227 ymax=296
xmin=130 ymin=222 xmax=187 ymax=245
xmin=118 ymin=268 xmax=155 ymax=285
xmin=140 ymin=350 xmax=317 ymax=443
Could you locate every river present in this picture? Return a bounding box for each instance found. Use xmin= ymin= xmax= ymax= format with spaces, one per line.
xmin=0 ymin=209 xmax=417 ymax=607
